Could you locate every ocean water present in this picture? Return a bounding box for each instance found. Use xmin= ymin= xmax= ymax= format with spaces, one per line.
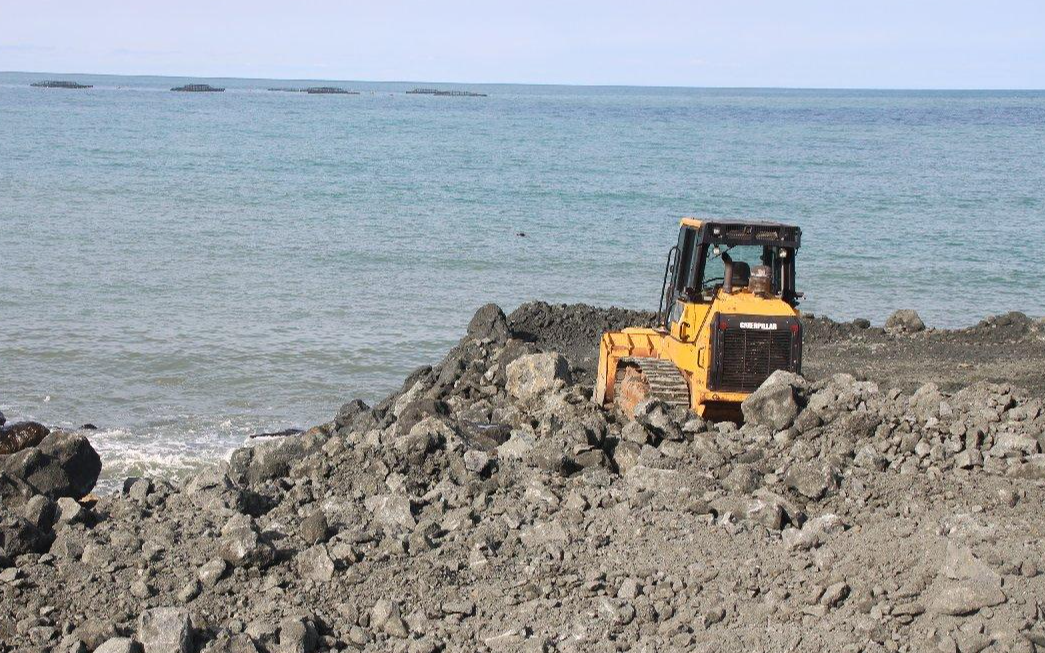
xmin=1 ymin=72 xmax=1044 ymax=484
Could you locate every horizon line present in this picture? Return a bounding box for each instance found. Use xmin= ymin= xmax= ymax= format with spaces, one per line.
xmin=2 ymin=69 xmax=1043 ymax=93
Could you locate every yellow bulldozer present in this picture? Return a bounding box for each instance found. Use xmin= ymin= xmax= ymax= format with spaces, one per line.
xmin=594 ymin=217 xmax=803 ymax=420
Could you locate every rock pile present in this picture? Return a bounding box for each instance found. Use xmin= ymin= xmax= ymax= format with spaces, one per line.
xmin=1 ymin=302 xmax=1043 ymax=652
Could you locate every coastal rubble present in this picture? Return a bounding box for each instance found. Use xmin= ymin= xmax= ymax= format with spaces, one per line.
xmin=1 ymin=302 xmax=1044 ymax=652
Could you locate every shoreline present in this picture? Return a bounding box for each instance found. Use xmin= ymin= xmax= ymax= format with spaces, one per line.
xmin=3 ymin=303 xmax=1045 ymax=491
xmin=1 ymin=301 xmax=1044 ymax=651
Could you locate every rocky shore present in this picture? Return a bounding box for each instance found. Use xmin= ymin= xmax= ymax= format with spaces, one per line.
xmin=2 ymin=302 xmax=1045 ymax=653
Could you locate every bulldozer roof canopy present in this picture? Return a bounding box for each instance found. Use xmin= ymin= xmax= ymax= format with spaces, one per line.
xmin=679 ymin=217 xmax=801 ymax=249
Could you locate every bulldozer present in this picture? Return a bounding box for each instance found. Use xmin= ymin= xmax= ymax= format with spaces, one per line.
xmin=594 ymin=217 xmax=803 ymax=420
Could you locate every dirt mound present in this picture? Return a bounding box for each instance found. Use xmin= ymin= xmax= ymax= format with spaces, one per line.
xmin=2 ymin=303 xmax=1044 ymax=653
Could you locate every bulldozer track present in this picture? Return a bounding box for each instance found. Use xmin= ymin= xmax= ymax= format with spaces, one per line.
xmin=614 ymin=356 xmax=691 ymax=411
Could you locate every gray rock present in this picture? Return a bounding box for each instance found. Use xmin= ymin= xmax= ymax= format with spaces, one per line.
xmin=621 ymin=421 xmax=653 ymax=444
xmin=885 ymin=309 xmax=926 ymax=333
xmin=297 ymin=544 xmax=335 ymax=582
xmin=463 ymin=449 xmax=491 ymax=474
xmin=821 ymin=581 xmax=850 ymax=608
xmin=74 ymin=618 xmax=118 ymax=650
xmin=520 ymin=520 xmax=568 ymax=547
xmin=784 ymin=462 xmax=838 ymax=500
xmin=612 ymin=441 xmax=642 ymax=474
xmin=22 ymin=494 xmax=57 ymax=530
xmin=230 ymin=431 xmax=326 ymax=486
xmin=177 ymin=579 xmax=201 ymax=603
xmin=138 ymin=607 xmax=192 ymax=653
xmin=990 ymin=432 xmax=1039 ymax=458
xmin=633 ymin=399 xmax=683 ymax=440
xmin=198 ymin=558 xmax=227 ymax=587
xmin=624 ymin=465 xmax=684 ymax=493
xmin=497 ymin=432 xmax=536 ymax=460
xmin=371 ymin=599 xmax=409 ymax=638
xmin=131 ymin=579 xmax=153 ymax=599
xmin=219 ymin=520 xmax=275 ymax=568
xmin=741 ymin=371 xmax=807 ymax=431
xmin=617 ymin=578 xmax=642 ymax=600
xmin=930 ymin=581 xmax=1006 ymax=615
xmin=278 ymin=616 xmax=318 ymax=653
xmin=723 ymin=464 xmax=762 ymax=494
xmin=931 ymin=543 xmax=1006 ymax=615
xmin=94 ymin=638 xmax=142 ymax=653
xmin=365 ymin=495 xmax=415 ymax=532
xmin=506 ymin=353 xmax=571 ymax=402
xmin=782 ymin=514 xmax=845 ymax=551
xmin=56 ymin=496 xmax=85 ymax=524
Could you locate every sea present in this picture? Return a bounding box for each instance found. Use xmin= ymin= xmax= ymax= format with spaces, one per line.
xmin=1 ymin=71 xmax=1043 ymax=486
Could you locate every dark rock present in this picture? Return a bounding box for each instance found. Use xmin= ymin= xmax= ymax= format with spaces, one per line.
xmin=467 ymin=303 xmax=510 ymax=343
xmin=397 ymin=398 xmax=450 ymax=435
xmin=300 ymin=510 xmax=330 ymax=545
xmin=0 ymin=421 xmax=50 ymax=455
xmin=1 ymin=430 xmax=101 ymax=499
xmin=335 ymin=399 xmax=373 ymax=432
xmin=0 ymin=515 xmax=54 ymax=557
xmin=852 ymin=318 xmax=871 ymax=329
xmin=0 ymin=470 xmax=39 ymax=508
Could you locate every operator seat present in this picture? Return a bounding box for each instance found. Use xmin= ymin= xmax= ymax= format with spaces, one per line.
xmin=732 ymin=261 xmax=751 ymax=287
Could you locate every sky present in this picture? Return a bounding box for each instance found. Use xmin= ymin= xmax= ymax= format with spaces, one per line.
xmin=1 ymin=0 xmax=1043 ymax=88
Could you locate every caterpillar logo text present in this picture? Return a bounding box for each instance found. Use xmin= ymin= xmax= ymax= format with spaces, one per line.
xmin=739 ymin=322 xmax=778 ymax=330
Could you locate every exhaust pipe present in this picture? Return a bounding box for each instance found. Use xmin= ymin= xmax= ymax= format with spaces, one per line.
xmin=722 ymin=253 xmax=734 ymax=294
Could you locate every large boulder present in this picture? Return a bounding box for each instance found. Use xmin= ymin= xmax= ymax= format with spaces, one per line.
xmin=1 ymin=430 xmax=101 ymax=499
xmin=506 ymin=353 xmax=571 ymax=402
xmin=467 ymin=303 xmax=510 ymax=343
xmin=885 ymin=309 xmax=926 ymax=333
xmin=741 ymin=371 xmax=808 ymax=431
xmin=0 ymin=420 xmax=50 ymax=455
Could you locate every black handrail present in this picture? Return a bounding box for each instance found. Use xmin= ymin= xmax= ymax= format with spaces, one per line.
xmin=657 ymin=245 xmax=679 ymax=329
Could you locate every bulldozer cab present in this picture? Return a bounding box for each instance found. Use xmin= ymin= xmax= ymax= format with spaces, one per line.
xmin=658 ymin=219 xmax=801 ymax=330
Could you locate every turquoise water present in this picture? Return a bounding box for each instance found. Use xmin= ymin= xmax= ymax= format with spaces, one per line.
xmin=2 ymin=72 xmax=1044 ymax=482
